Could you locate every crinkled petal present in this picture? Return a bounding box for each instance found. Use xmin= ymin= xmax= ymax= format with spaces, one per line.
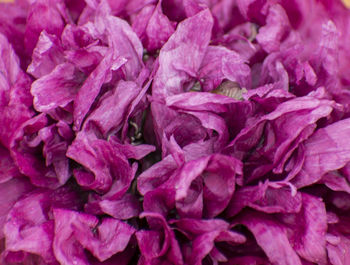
xmin=293 ymin=118 xmax=350 ymax=188
xmin=67 ymin=132 xmax=134 ymax=194
xmin=278 ymin=193 xmax=328 ymax=264
xmin=239 ymin=211 xmax=302 ymax=265
xmin=256 ymin=4 xmax=290 ymax=53
xmin=27 ymin=31 xmax=65 ymax=79
xmin=152 ymin=9 xmax=213 ymax=98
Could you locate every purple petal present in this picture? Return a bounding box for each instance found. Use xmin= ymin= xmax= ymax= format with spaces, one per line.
xmin=152 ymin=9 xmax=213 ymax=98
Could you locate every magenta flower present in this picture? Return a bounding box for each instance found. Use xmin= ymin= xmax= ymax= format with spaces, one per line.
xmin=1 ymin=0 xmax=350 ymax=264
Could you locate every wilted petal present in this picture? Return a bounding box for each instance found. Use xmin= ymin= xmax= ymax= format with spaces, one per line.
xmin=31 ymin=63 xmax=83 ymax=113
xmin=226 ymin=181 xmax=302 ymax=217
xmin=0 ymin=33 xmax=33 ymax=149
xmin=152 ymin=9 xmax=213 ymax=98
xmin=293 ymin=118 xmax=350 ymax=188
xmin=136 ymin=212 xmax=183 ymax=265
xmin=0 ymin=145 xmax=21 ymax=183
xmin=73 ymin=54 xmax=126 ymax=131
xmin=84 ymin=80 xmax=142 ymax=137
xmin=256 ymin=4 xmax=290 ymax=53
xmin=27 ymin=31 xmax=65 ymax=79
xmin=199 ymin=46 xmax=251 ymax=92
xmin=24 ymin=0 xmax=66 ymax=55
xmin=132 ymin=1 xmax=176 ymax=52
xmin=172 ymin=218 xmax=245 ymax=265
xmin=239 ymin=211 xmax=302 ymax=265
xmin=85 ymin=193 xmax=141 ymax=220
xmin=73 ymin=217 xmax=135 ymax=261
xmin=67 ymin=132 xmax=134 ymax=194
xmin=4 ymin=186 xmax=81 ymax=263
xmin=0 ymin=177 xmax=33 ymax=239
xmin=278 ymin=193 xmax=328 ymax=264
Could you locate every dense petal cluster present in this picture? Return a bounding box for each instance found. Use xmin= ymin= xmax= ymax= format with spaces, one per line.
xmin=0 ymin=0 xmax=350 ymax=264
